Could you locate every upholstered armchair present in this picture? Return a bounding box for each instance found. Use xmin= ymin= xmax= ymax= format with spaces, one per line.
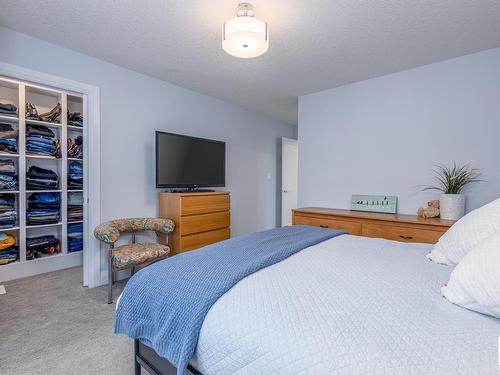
xmin=94 ymin=217 xmax=175 ymax=304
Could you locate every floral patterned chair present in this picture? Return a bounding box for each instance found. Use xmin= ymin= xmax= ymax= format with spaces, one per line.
xmin=94 ymin=217 xmax=175 ymax=304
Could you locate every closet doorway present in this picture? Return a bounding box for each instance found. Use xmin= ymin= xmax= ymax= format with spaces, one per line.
xmin=0 ymin=62 xmax=101 ymax=288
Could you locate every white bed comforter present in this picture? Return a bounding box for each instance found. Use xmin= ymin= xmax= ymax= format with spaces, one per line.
xmin=191 ymin=235 xmax=500 ymax=374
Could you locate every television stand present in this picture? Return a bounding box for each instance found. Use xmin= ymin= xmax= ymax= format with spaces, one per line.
xmin=159 ymin=191 xmax=231 ymax=255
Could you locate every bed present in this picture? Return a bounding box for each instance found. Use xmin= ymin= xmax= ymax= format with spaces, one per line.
xmin=117 ymin=230 xmax=500 ymax=375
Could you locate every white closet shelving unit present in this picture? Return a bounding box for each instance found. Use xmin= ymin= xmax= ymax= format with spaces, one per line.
xmin=0 ymin=75 xmax=87 ymax=280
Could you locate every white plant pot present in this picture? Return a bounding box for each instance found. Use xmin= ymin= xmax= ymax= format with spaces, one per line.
xmin=440 ymin=194 xmax=466 ymax=220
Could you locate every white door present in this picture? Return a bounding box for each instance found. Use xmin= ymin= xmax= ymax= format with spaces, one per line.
xmin=281 ymin=138 xmax=298 ymax=226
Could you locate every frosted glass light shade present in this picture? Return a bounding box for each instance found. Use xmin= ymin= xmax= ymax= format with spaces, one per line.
xmin=223 ymin=16 xmax=269 ymax=58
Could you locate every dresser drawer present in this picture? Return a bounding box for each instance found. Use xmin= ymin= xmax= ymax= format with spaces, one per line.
xmin=180 ymin=211 xmax=230 ymax=235
xmin=294 ymin=215 xmax=362 ymax=235
xmin=181 ymin=194 xmax=230 ymax=216
xmin=361 ymin=223 xmax=444 ymax=244
xmin=181 ymin=228 xmax=231 ymax=251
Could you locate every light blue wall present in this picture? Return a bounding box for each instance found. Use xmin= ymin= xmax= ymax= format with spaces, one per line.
xmin=299 ymin=47 xmax=500 ymax=214
xmin=0 ymin=26 xmax=295 ymax=235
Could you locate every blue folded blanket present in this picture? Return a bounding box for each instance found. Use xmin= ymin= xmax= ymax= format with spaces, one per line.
xmin=115 ymin=225 xmax=345 ymax=374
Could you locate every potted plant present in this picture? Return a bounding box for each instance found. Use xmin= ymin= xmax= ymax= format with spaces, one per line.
xmin=421 ymin=163 xmax=482 ymax=220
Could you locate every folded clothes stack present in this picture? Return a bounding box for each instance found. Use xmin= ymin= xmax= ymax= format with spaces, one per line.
xmin=0 ymin=159 xmax=17 ymax=191
xmin=26 ymin=165 xmax=59 ymax=190
xmin=0 ymin=102 xmax=17 ymax=117
xmin=68 ymin=192 xmax=83 ymax=222
xmin=68 ymin=161 xmax=83 ymax=189
xmin=67 ymin=136 xmax=83 ymax=159
xmin=26 ymin=235 xmax=61 ymax=260
xmin=68 ymin=111 xmax=83 ymax=127
xmin=26 ymin=124 xmax=60 ymax=157
xmin=26 ymin=102 xmax=62 ymax=123
xmin=0 ymin=194 xmax=17 ymax=229
xmin=0 ymin=123 xmax=18 ymax=154
xmin=26 ymin=192 xmax=60 ymax=225
xmin=26 ymin=102 xmax=39 ymax=120
xmin=68 ymin=222 xmax=83 ymax=253
xmin=0 ymin=233 xmax=17 ymax=265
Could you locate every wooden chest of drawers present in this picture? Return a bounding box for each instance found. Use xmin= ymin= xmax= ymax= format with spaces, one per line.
xmin=293 ymin=207 xmax=455 ymax=244
xmin=159 ymin=192 xmax=231 ymax=254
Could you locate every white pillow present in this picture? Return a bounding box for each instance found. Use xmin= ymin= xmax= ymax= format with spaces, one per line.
xmin=427 ymin=197 xmax=500 ymax=265
xmin=442 ymin=232 xmax=500 ymax=319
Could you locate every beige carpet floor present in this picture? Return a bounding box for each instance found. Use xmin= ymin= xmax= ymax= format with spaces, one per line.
xmin=0 ymin=266 xmax=143 ymax=375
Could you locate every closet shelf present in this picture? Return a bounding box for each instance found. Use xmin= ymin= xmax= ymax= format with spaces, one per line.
xmin=0 ymin=190 xmax=19 ymax=194
xmin=68 ymin=157 xmax=83 ymax=161
xmin=0 ymin=115 xmax=19 ymax=123
xmin=0 ymin=260 xmax=20 ymax=267
xmin=29 ymin=252 xmax=64 ymax=262
xmin=0 ymin=226 xmax=19 ymax=232
xmin=26 ymin=190 xmax=62 ymax=193
xmin=0 ymin=153 xmax=19 ymax=158
xmin=25 ymin=119 xmax=62 ymax=129
xmin=26 ymin=154 xmax=60 ymax=160
xmin=68 ymin=189 xmax=83 ymax=192
xmin=68 ymin=220 xmax=83 ymax=224
xmin=67 ymin=125 xmax=83 ymax=131
xmin=26 ymin=222 xmax=63 ymax=229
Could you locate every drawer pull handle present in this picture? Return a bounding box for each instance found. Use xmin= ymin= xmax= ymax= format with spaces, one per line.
xmin=399 ymin=235 xmax=413 ymax=240
xmin=319 ymin=225 xmax=329 ymax=228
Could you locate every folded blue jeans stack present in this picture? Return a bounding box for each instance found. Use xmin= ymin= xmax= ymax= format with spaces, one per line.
xmin=0 ymin=194 xmax=16 ymax=229
xmin=0 ymin=122 xmax=18 ymax=154
xmin=0 ymin=159 xmax=17 ymax=191
xmin=26 ymin=124 xmax=58 ymax=156
xmin=26 ymin=192 xmax=60 ymax=225
xmin=26 ymin=165 xmax=59 ymax=190
xmin=68 ymin=161 xmax=83 ymax=189
xmin=68 ymin=222 xmax=83 ymax=252
xmin=0 ymin=103 xmax=17 ymax=117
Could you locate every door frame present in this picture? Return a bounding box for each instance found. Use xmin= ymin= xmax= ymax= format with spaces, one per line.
xmin=0 ymin=61 xmax=102 ymax=288
xmin=281 ymin=137 xmax=298 ymax=226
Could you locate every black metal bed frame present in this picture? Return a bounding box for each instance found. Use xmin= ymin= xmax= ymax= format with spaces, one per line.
xmin=134 ymin=339 xmax=203 ymax=375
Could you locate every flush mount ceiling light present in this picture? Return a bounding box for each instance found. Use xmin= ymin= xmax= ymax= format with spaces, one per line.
xmin=222 ymin=2 xmax=269 ymax=58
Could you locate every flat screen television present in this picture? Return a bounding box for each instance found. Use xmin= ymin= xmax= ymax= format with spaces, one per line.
xmin=155 ymin=131 xmax=226 ymax=189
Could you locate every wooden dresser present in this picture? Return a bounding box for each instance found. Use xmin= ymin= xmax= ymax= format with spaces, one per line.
xmin=293 ymin=207 xmax=455 ymax=244
xmin=159 ymin=192 xmax=230 ymax=255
